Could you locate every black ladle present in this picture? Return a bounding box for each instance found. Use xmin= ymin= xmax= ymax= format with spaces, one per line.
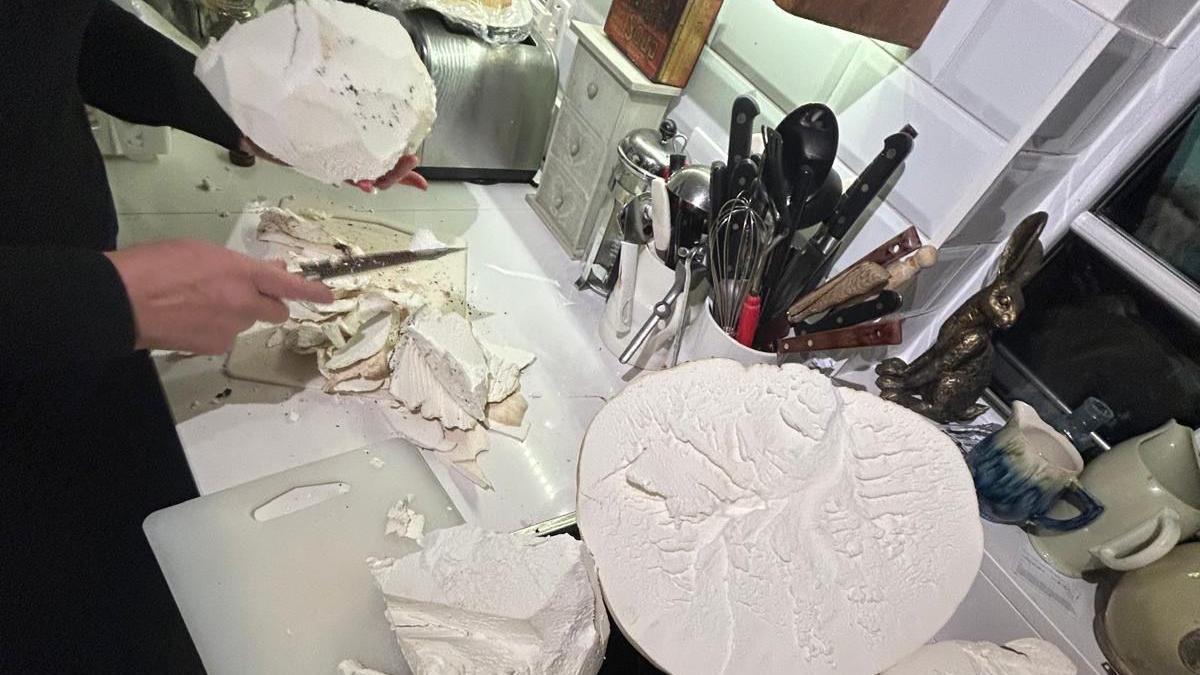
xmin=794 ymin=167 xmax=842 ymax=229
xmin=777 ymin=103 xmax=839 ymax=204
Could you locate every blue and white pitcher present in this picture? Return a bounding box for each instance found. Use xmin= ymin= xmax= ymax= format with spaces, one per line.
xmin=967 ymin=401 xmax=1104 ymax=531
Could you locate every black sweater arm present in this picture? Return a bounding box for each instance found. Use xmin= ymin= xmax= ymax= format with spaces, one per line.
xmin=79 ymin=1 xmax=243 ymax=151
xmin=1 ymin=247 xmax=136 ymax=375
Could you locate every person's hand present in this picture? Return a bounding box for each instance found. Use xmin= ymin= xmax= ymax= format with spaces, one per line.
xmin=105 ymin=239 xmax=334 ymax=355
xmin=238 ymin=137 xmax=428 ymax=193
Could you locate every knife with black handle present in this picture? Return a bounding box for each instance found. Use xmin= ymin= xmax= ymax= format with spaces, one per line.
xmin=795 ymin=290 xmax=903 ymax=335
xmin=726 ymin=96 xmax=760 ymax=193
xmin=762 ymin=125 xmax=916 ymax=323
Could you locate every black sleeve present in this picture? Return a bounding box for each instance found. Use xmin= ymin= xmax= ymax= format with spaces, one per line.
xmin=79 ymin=1 xmax=243 ymax=151
xmin=1 ymin=247 xmax=136 ymax=375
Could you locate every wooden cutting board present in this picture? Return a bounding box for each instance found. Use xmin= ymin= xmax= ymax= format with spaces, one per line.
xmin=225 ymin=214 xmax=468 ymax=390
xmin=144 ymin=439 xmax=464 ymax=675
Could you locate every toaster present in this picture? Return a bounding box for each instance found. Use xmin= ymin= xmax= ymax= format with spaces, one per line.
xmin=383 ymin=8 xmax=558 ymax=183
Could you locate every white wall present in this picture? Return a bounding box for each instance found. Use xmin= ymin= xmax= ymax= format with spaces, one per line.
xmin=567 ymin=0 xmax=1199 ymax=251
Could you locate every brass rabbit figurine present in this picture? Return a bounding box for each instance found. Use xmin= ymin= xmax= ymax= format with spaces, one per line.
xmin=875 ymin=212 xmax=1047 ymax=423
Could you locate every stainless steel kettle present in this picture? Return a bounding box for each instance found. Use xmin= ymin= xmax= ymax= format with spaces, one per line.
xmin=577 ymin=120 xmax=687 ymax=294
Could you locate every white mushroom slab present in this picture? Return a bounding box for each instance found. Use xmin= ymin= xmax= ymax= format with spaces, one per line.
xmin=195 ymin=0 xmax=437 ymax=184
xmin=577 ymin=360 xmax=983 ymax=675
xmin=884 ymin=638 xmax=1076 ymax=675
xmin=370 ymin=525 xmax=609 ymax=675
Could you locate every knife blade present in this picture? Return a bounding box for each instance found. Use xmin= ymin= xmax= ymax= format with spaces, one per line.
xmin=795 ymin=290 xmax=903 ymax=335
xmin=778 ymin=318 xmax=903 ymax=354
xmin=298 ymin=247 xmax=462 ymax=280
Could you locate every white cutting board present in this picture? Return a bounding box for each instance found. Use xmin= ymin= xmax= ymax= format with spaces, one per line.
xmin=225 ymin=212 xmax=468 ymax=390
xmin=144 ymin=439 xmax=463 ymax=675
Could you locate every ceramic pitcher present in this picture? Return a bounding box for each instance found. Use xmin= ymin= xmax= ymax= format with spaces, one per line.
xmin=1030 ymin=420 xmax=1200 ymax=578
xmin=967 ymin=401 xmax=1104 ymax=531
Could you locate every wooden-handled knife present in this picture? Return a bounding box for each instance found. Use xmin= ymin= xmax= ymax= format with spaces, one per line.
xmin=778 ymin=319 xmax=903 ymax=353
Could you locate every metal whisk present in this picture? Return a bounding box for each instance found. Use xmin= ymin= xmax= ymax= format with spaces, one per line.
xmin=708 ymin=196 xmax=764 ymax=334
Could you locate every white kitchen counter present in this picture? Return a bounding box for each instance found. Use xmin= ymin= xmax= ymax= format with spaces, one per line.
xmin=107 ymin=132 xmax=1108 ymax=673
xmin=110 ymin=132 xmax=634 ymax=531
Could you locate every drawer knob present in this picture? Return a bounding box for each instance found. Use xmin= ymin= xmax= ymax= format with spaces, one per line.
xmin=555 ymin=194 xmax=565 ymax=209
xmin=586 ymin=83 xmax=599 ymax=100
xmin=569 ymin=141 xmax=581 ymax=156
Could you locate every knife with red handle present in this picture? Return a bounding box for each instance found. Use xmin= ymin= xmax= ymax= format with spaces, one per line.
xmin=778 ymin=319 xmax=903 ymax=354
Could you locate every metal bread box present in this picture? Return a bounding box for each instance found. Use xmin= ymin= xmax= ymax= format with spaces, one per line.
xmin=384 ymin=8 xmax=558 ymax=183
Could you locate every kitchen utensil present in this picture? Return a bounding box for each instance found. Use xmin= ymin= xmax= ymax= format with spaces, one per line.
xmin=729 ymin=156 xmax=760 ymax=198
xmin=1094 ymin=543 xmax=1200 ymax=675
xmin=967 ymin=401 xmax=1104 ymax=531
xmin=708 ymin=196 xmax=765 ymax=334
xmin=650 ymin=177 xmax=672 ymax=261
xmin=762 ymin=128 xmax=789 ymax=219
xmin=726 ymin=95 xmax=760 ymax=191
xmin=298 ymin=246 xmax=463 ymax=280
xmin=886 ymin=246 xmax=938 ymax=290
xmin=679 ymin=297 xmax=778 ymax=364
xmin=143 ymin=440 xmax=465 ymax=675
xmin=794 ymin=166 xmax=842 ymax=229
xmin=783 ymin=227 xmax=922 ymax=324
xmin=778 ymin=102 xmax=838 ymax=192
xmin=1030 ymin=419 xmax=1200 ymax=577
xmin=763 ymin=126 xmax=916 ymax=324
xmin=708 ymin=160 xmax=727 ymax=230
xmin=576 ymin=119 xmax=686 ymax=292
xmin=602 ymin=198 xmax=650 ymax=336
xmin=777 ymin=318 xmax=903 ymax=353
xmin=787 ymin=260 xmax=890 ymax=323
xmin=621 ymin=247 xmax=694 ymax=364
xmin=858 ymin=226 xmax=924 ymax=266
xmin=796 ymin=290 xmax=903 ymax=335
xmin=667 ymin=255 xmax=695 ymax=367
xmin=666 ymin=164 xmax=713 ymax=257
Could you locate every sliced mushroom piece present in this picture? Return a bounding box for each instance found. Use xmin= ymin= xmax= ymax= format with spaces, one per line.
xmin=480 ymin=340 xmax=536 ymax=404
xmin=325 ymin=311 xmax=393 ymax=371
xmin=388 ymin=336 xmax=480 ymax=430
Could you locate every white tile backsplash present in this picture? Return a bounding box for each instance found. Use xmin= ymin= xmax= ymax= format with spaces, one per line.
xmin=828 ymin=41 xmax=901 ymax=114
xmin=837 ymin=67 xmax=1007 ymax=243
xmin=709 ymin=0 xmax=863 ymax=112
xmin=675 ymin=46 xmax=787 ymax=134
xmin=933 ymin=0 xmax=1108 ymax=140
xmin=1029 ymin=27 xmax=1159 ymax=154
xmin=1116 ymin=0 xmax=1200 ymax=42
xmin=893 ymin=0 xmax=990 ymax=83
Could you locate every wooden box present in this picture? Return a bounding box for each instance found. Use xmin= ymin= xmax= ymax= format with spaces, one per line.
xmin=773 ymin=0 xmax=949 ymax=49
xmin=603 ymin=0 xmax=724 ymax=88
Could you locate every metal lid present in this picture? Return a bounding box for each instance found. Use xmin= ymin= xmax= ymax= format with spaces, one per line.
xmin=666 ymin=164 xmax=712 ymax=214
xmin=617 ymin=119 xmax=685 ymax=179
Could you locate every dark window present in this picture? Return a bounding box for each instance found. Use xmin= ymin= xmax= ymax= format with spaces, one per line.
xmin=991 ymin=233 xmax=1200 ymax=451
xmin=1098 ymin=107 xmax=1200 ymax=289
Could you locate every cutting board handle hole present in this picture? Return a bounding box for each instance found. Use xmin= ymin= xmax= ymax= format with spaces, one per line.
xmin=252 ymin=482 xmax=352 ymax=523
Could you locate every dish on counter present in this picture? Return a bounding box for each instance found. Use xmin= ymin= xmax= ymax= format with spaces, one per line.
xmin=577 ymin=359 xmax=983 ymax=675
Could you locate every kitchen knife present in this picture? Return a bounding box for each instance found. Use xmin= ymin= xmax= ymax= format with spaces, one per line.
xmin=729 ymin=157 xmax=759 ymax=198
xmin=298 ymin=247 xmax=462 ymax=280
xmin=727 ymin=96 xmax=760 ymax=193
xmin=709 ymin=160 xmax=727 ymax=230
xmin=778 ymin=318 xmax=903 ymax=354
xmin=795 ymin=290 xmax=902 ymax=335
xmin=855 ymin=225 xmax=923 ymax=267
xmin=762 ymin=126 xmax=916 ymax=321
xmin=786 ymin=260 xmax=890 ymax=322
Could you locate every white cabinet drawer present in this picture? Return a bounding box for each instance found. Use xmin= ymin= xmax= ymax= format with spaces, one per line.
xmin=565 ymin=47 xmax=627 ymax=139
xmin=534 ymin=158 xmax=593 ymax=255
xmin=546 ymin=102 xmax=610 ymax=192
